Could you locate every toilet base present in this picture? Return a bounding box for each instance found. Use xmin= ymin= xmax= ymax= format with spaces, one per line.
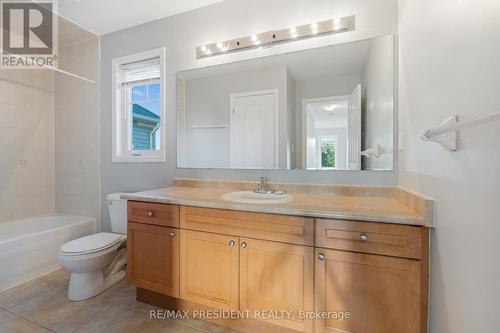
xmin=68 ymin=269 xmax=125 ymax=301
xmin=67 ymin=248 xmax=127 ymax=301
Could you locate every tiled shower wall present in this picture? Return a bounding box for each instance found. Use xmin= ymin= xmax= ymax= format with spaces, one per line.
xmin=0 ymin=16 xmax=99 ymax=224
xmin=0 ymin=70 xmax=56 ymax=221
xmin=54 ymin=19 xmax=100 ymax=224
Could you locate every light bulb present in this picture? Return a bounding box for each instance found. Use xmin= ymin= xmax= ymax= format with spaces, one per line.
xmin=333 ymin=18 xmax=342 ymax=31
xmin=200 ymin=45 xmax=208 ymax=53
xmin=251 ymin=34 xmax=258 ymax=42
xmin=216 ymin=42 xmax=224 ymax=49
xmin=289 ymin=27 xmax=298 ymax=38
xmin=311 ymin=22 xmax=319 ymax=34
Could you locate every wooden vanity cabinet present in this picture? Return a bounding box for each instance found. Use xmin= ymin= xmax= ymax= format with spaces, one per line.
xmin=314 ymin=219 xmax=429 ymax=333
xmin=127 ymin=203 xmax=429 ymax=333
xmin=127 ymin=202 xmax=180 ymax=298
xmin=314 ymin=249 xmax=422 ymax=333
xmin=179 ymin=229 xmax=239 ymax=310
xmin=239 ymin=238 xmax=314 ymax=333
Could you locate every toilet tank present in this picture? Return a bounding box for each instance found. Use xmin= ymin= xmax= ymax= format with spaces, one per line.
xmin=107 ymin=193 xmax=128 ymax=234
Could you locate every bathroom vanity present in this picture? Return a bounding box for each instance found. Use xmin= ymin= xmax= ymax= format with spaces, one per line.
xmin=123 ymin=179 xmax=433 ymax=333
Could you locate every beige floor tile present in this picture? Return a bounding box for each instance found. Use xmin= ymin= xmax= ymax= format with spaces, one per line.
xmin=131 ymin=318 xmax=203 ymax=333
xmin=3 ymin=271 xmax=242 ymax=333
xmin=173 ymin=318 xmax=242 ymax=333
xmin=97 ymin=280 xmax=161 ymax=313
xmin=0 ymin=308 xmax=52 ymax=333
xmin=74 ymin=304 xmax=147 ymax=333
xmin=0 ymin=273 xmax=61 ymax=309
xmin=10 ymin=286 xmax=112 ymax=333
xmin=38 ymin=270 xmax=70 ymax=286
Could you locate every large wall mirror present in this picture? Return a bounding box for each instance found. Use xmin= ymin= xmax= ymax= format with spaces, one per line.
xmin=177 ymin=34 xmax=395 ymax=171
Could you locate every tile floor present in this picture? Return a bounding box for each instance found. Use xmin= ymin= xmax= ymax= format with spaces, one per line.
xmin=0 ymin=270 xmax=241 ymax=333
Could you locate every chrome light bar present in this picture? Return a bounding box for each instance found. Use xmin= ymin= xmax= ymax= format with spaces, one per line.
xmin=196 ymin=15 xmax=356 ymax=59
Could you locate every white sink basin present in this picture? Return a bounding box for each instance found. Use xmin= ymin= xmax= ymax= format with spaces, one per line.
xmin=222 ymin=191 xmax=293 ymax=204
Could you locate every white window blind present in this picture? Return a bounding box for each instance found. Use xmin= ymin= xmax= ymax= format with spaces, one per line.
xmin=120 ymin=57 xmax=160 ymax=84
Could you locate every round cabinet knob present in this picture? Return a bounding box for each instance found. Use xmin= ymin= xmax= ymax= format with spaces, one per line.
xmin=228 ymin=240 xmax=235 ymax=247
xmin=318 ymin=254 xmax=325 ymax=261
xmin=169 ymin=232 xmax=176 ymax=238
xmin=147 ymin=211 xmax=154 ymax=217
xmin=240 ymin=242 xmax=247 ymax=249
xmin=360 ymin=234 xmax=369 ymax=241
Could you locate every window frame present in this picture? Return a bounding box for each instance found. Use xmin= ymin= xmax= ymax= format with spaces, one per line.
xmin=112 ymin=48 xmax=166 ymax=163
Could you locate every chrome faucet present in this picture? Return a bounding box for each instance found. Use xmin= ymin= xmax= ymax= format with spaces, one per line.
xmin=253 ymin=177 xmax=273 ymax=194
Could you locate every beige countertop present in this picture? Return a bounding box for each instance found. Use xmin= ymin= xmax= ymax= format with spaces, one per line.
xmin=121 ymin=180 xmax=434 ymax=227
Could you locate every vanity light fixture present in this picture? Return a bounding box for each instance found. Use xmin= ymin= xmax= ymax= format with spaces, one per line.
xmin=196 ymin=15 xmax=355 ymax=58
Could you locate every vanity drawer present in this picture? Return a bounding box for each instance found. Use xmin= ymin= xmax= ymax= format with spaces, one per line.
xmin=128 ymin=201 xmax=180 ymax=227
xmin=315 ymin=219 xmax=422 ymax=259
xmin=180 ymin=206 xmax=314 ymax=246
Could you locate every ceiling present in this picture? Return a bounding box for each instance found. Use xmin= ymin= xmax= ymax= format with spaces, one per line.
xmin=56 ymin=0 xmax=223 ymax=35
xmin=308 ymin=99 xmax=349 ymax=129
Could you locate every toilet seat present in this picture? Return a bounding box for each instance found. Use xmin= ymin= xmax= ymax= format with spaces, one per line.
xmin=60 ymin=233 xmax=125 ymax=256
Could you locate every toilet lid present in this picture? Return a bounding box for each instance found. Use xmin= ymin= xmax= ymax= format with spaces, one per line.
xmin=60 ymin=233 xmax=124 ymax=255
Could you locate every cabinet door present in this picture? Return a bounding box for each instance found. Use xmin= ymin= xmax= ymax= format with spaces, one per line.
xmin=315 ymin=248 xmax=421 ymax=333
xmin=127 ymin=222 xmax=179 ymax=297
xmin=180 ymin=230 xmax=239 ymax=310
xmin=240 ymin=238 xmax=314 ymax=333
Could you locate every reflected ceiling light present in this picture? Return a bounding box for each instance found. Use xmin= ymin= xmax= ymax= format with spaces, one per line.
xmin=196 ymin=15 xmax=355 ymax=59
xmin=323 ymin=104 xmax=338 ymax=111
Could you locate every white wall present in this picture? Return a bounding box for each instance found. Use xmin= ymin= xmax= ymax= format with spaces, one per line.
xmin=100 ymin=0 xmax=399 ymax=230
xmin=398 ymin=0 xmax=500 ymax=332
xmin=361 ymin=35 xmax=394 ymax=170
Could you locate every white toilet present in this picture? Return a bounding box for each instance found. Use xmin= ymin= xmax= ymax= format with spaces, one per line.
xmin=58 ymin=193 xmax=128 ymax=301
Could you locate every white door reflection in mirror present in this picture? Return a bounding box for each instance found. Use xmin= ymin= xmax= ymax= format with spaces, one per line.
xmin=302 ymin=96 xmax=349 ymax=170
xmin=230 ymin=90 xmax=279 ymax=169
xmin=348 ymin=84 xmax=362 ymax=170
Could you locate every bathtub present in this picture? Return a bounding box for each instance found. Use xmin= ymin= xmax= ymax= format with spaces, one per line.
xmin=0 ymin=215 xmax=96 ymax=291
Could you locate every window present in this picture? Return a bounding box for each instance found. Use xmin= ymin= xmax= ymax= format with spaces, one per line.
xmin=112 ymin=48 xmax=165 ymax=162
xmin=319 ymin=136 xmax=336 ymax=169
